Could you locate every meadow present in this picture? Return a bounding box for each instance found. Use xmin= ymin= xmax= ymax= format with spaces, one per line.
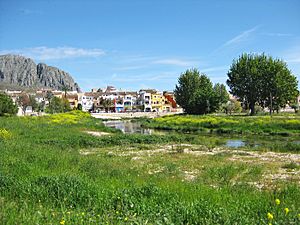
xmin=143 ymin=113 xmax=300 ymax=135
xmin=1 ymin=111 xmax=300 ymax=224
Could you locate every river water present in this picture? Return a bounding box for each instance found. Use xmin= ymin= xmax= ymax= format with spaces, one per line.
xmin=103 ymin=120 xmax=249 ymax=148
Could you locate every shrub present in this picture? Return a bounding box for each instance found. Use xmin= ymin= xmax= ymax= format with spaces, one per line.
xmin=0 ymin=93 xmax=18 ymax=116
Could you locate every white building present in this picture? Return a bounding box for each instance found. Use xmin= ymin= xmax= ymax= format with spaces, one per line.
xmin=138 ymin=90 xmax=152 ymax=112
xmin=78 ymin=92 xmax=95 ymax=112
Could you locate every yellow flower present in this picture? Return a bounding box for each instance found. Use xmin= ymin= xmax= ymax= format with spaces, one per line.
xmin=67 ymin=211 xmax=71 ymax=215
xmin=124 ymin=217 xmax=128 ymax=221
xmin=298 ymin=213 xmax=300 ymax=219
xmin=268 ymin=223 xmax=272 ymax=225
xmin=60 ymin=219 xmax=65 ymax=225
xmin=267 ymin=212 xmax=274 ymax=220
xmin=284 ymin=208 xmax=289 ymax=215
xmin=275 ymin=199 xmax=280 ymax=205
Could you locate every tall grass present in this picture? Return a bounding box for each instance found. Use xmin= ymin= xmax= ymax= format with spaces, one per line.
xmin=1 ymin=111 xmax=300 ymax=224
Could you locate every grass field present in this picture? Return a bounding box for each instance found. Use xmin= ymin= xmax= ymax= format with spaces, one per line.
xmin=1 ymin=111 xmax=300 ymax=224
xmin=143 ymin=113 xmax=300 ymax=135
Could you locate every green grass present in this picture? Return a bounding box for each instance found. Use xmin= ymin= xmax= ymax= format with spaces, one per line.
xmin=1 ymin=111 xmax=300 ymax=224
xmin=143 ymin=114 xmax=300 ymax=135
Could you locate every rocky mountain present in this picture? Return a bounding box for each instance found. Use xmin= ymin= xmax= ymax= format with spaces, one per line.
xmin=0 ymin=54 xmax=80 ymax=91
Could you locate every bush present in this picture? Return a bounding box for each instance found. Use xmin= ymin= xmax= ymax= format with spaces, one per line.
xmin=0 ymin=93 xmax=18 ymax=116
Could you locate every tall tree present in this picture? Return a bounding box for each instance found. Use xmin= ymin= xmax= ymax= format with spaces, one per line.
xmin=227 ymin=53 xmax=298 ymax=115
xmin=213 ymin=83 xmax=230 ymax=110
xmin=0 ymin=93 xmax=18 ymax=116
xmin=227 ymin=54 xmax=264 ymax=115
xmin=62 ymin=85 xmax=70 ymax=98
xmin=174 ymin=69 xmax=228 ymax=114
xmin=174 ymin=69 xmax=201 ymax=114
xmin=194 ymin=74 xmax=216 ymax=114
xmin=29 ymin=95 xmax=38 ymax=112
xmin=45 ymin=97 xmax=71 ymax=114
xmin=261 ymin=58 xmax=299 ymax=114
xmin=45 ymin=91 xmax=54 ymax=108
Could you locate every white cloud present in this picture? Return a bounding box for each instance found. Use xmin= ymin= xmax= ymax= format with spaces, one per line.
xmin=211 ymin=25 xmax=260 ymax=55
xmin=0 ymin=46 xmax=105 ymax=60
xmin=111 ymin=72 xmax=177 ymax=82
xmin=201 ymin=66 xmax=228 ymax=73
xmin=114 ymin=65 xmax=146 ymax=71
xmin=262 ymin=32 xmax=292 ymax=37
xmin=223 ymin=25 xmax=260 ymax=47
xmin=152 ymin=58 xmax=198 ymax=67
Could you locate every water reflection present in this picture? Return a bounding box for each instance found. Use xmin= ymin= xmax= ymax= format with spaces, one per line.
xmin=103 ymin=120 xmax=155 ymax=135
xmin=225 ymin=140 xmax=245 ymax=148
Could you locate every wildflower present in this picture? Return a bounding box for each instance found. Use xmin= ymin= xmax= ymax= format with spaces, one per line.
xmin=284 ymin=208 xmax=289 ymax=215
xmin=67 ymin=211 xmax=71 ymax=215
xmin=60 ymin=219 xmax=65 ymax=225
xmin=275 ymin=199 xmax=280 ymax=205
xmin=267 ymin=212 xmax=274 ymax=220
xmin=124 ymin=217 xmax=128 ymax=221
xmin=269 ymin=223 xmax=272 ymax=225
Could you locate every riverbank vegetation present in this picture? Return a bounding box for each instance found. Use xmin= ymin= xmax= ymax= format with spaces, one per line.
xmin=144 ymin=113 xmax=300 ymax=136
xmin=1 ymin=111 xmax=300 ymax=224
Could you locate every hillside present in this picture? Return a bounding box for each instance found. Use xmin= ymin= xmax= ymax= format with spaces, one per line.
xmin=0 ymin=54 xmax=80 ymax=91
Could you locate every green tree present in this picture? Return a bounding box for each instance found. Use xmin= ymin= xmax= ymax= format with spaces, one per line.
xmin=194 ymin=74 xmax=216 ymax=114
xmin=222 ymin=99 xmax=242 ymax=115
xmin=100 ymin=98 xmax=114 ymax=112
xmin=46 ymin=97 xmax=71 ymax=114
xmin=62 ymin=97 xmax=72 ymax=112
xmin=29 ymin=95 xmax=38 ymax=112
xmin=174 ymin=69 xmax=227 ymax=114
xmin=213 ymin=83 xmax=230 ymax=110
xmin=17 ymin=94 xmax=38 ymax=114
xmin=227 ymin=53 xmax=298 ymax=115
xmin=62 ymin=85 xmax=70 ymax=98
xmin=261 ymin=59 xmax=299 ymax=114
xmin=0 ymin=93 xmax=18 ymax=116
xmin=174 ymin=69 xmax=201 ymax=114
xmin=45 ymin=91 xmax=54 ymax=108
xmin=37 ymin=101 xmax=45 ymax=113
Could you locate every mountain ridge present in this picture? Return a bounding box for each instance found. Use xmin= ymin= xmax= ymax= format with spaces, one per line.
xmin=0 ymin=54 xmax=80 ymax=91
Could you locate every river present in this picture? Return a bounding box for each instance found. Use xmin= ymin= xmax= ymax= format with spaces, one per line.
xmin=102 ymin=120 xmax=254 ymax=148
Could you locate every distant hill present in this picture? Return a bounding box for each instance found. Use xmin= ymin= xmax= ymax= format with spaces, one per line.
xmin=0 ymin=54 xmax=80 ymax=91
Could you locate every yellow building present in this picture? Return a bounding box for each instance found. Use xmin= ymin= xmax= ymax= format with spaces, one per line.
xmin=151 ymin=91 xmax=164 ymax=112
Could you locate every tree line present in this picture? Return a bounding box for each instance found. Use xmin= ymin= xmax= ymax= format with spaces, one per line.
xmin=0 ymin=92 xmax=72 ymax=116
xmin=175 ymin=53 xmax=299 ymax=115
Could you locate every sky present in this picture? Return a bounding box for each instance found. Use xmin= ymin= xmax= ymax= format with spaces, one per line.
xmin=0 ymin=0 xmax=300 ymax=92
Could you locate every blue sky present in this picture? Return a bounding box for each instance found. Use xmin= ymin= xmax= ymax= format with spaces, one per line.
xmin=0 ymin=0 xmax=300 ymax=91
